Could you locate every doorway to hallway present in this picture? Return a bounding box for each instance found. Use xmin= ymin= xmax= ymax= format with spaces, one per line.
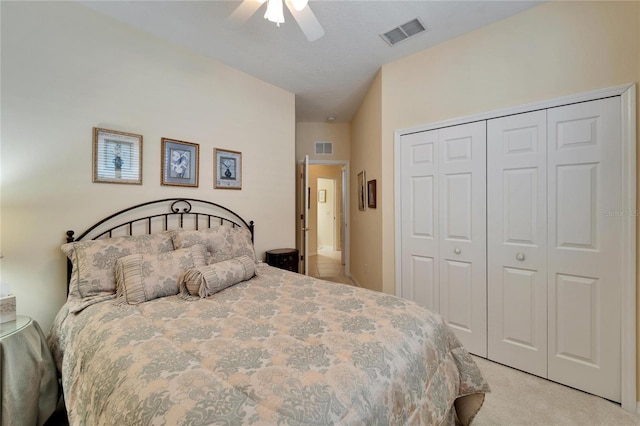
xmin=297 ymin=160 xmax=350 ymax=277
xmin=316 ymin=177 xmax=336 ymax=252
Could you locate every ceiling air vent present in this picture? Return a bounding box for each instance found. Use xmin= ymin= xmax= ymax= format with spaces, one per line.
xmin=315 ymin=141 xmax=333 ymax=155
xmin=380 ymin=18 xmax=427 ymax=47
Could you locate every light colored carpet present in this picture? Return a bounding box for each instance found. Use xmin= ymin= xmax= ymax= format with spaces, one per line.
xmin=472 ymin=356 xmax=640 ymax=425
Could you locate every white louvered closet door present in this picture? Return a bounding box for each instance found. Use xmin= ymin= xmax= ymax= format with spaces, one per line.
xmin=400 ymin=130 xmax=440 ymax=312
xmin=487 ymin=111 xmax=548 ymax=377
xmin=438 ymin=122 xmax=487 ymax=357
xmin=547 ymin=97 xmax=622 ymax=402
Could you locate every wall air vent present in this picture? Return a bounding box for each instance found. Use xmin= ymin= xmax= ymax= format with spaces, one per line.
xmin=315 ymin=141 xmax=333 ymax=155
xmin=380 ymin=18 xmax=427 ymax=47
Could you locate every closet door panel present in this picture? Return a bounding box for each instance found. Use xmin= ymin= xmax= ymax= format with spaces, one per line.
xmin=442 ymin=260 xmax=473 ymax=332
xmin=443 ymin=173 xmax=473 ymax=240
xmin=409 ymin=255 xmax=436 ymax=309
xmin=487 ymin=110 xmax=547 ymax=377
xmin=547 ymin=97 xmax=622 ymax=402
xmin=438 ymin=121 xmax=487 ymax=357
xmin=400 ymin=131 xmax=439 ymax=311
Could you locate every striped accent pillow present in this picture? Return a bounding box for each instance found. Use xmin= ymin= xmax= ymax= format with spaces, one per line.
xmin=62 ymin=231 xmax=175 ymax=313
xmin=180 ymin=255 xmax=256 ymax=298
xmin=115 ymin=244 xmax=207 ymax=304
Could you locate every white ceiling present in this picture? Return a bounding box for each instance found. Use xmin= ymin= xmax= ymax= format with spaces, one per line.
xmin=80 ymin=0 xmax=542 ymax=123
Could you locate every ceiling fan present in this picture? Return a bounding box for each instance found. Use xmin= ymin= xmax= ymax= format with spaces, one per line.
xmin=228 ymin=0 xmax=325 ymax=42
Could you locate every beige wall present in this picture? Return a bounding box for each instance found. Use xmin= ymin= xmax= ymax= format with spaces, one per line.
xmin=636 ymin=0 xmax=640 ymax=401
xmin=296 ymin=122 xmax=351 ymax=162
xmin=295 ymin=122 xmax=350 ymax=271
xmin=361 ymin=0 xmax=639 ymax=401
xmin=0 ymin=1 xmax=296 ymax=331
xmin=350 ymin=71 xmax=383 ymax=291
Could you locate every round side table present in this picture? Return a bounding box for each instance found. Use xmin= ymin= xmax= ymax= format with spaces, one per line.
xmin=0 ymin=315 xmax=31 ymax=339
xmin=0 ymin=315 xmax=59 ymax=426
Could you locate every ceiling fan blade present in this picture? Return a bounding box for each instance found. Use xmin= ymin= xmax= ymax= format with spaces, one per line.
xmin=227 ymin=0 xmax=263 ymax=26
xmin=285 ymin=1 xmax=325 ymax=42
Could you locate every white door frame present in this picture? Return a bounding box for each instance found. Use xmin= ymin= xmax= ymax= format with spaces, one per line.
xmin=302 ymin=160 xmax=351 ymax=277
xmin=393 ymin=83 xmax=636 ymax=412
xmin=297 ymin=156 xmax=311 ymax=275
xmin=303 ymin=155 xmax=309 ymax=274
xmin=341 ymin=168 xmax=347 ymax=266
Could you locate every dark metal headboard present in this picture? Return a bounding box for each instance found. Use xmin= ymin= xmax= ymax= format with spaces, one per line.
xmin=65 ymin=198 xmax=254 ymax=287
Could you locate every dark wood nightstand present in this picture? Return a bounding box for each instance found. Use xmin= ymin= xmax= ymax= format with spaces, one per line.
xmin=265 ymin=248 xmax=299 ymax=273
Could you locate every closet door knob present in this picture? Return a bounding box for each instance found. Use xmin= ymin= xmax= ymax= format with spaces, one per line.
xmin=454 ymin=248 xmax=461 ymax=255
xmin=516 ymin=253 xmax=525 ymax=261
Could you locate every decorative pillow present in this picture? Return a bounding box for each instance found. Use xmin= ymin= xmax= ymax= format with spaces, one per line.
xmin=115 ymin=244 xmax=207 ymax=304
xmin=172 ymin=226 xmax=256 ymax=265
xmin=180 ymin=255 xmax=256 ymax=298
xmin=62 ymin=232 xmax=175 ymax=313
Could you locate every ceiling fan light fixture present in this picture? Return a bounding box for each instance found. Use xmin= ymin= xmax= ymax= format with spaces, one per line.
xmin=264 ymin=0 xmax=285 ymax=27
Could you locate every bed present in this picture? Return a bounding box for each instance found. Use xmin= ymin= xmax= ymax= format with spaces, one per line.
xmin=48 ymin=198 xmax=489 ymax=425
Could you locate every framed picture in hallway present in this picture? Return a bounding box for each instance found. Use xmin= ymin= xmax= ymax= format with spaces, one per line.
xmin=367 ymin=179 xmax=377 ymax=208
xmin=358 ymin=170 xmax=366 ymax=211
xmin=214 ymin=148 xmax=242 ymax=189
xmin=93 ymin=127 xmax=143 ymax=185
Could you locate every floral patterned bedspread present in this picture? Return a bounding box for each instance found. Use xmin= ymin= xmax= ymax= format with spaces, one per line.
xmin=49 ymin=264 xmax=489 ymax=425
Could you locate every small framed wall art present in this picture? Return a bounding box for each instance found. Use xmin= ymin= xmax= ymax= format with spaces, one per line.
xmin=161 ymin=138 xmax=199 ymax=187
xmin=318 ymin=189 xmax=326 ymax=203
xmin=93 ymin=127 xmax=143 ymax=185
xmin=214 ymin=148 xmax=242 ymax=190
xmin=367 ymin=179 xmax=377 ymax=208
xmin=357 ymin=170 xmax=366 ymax=211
